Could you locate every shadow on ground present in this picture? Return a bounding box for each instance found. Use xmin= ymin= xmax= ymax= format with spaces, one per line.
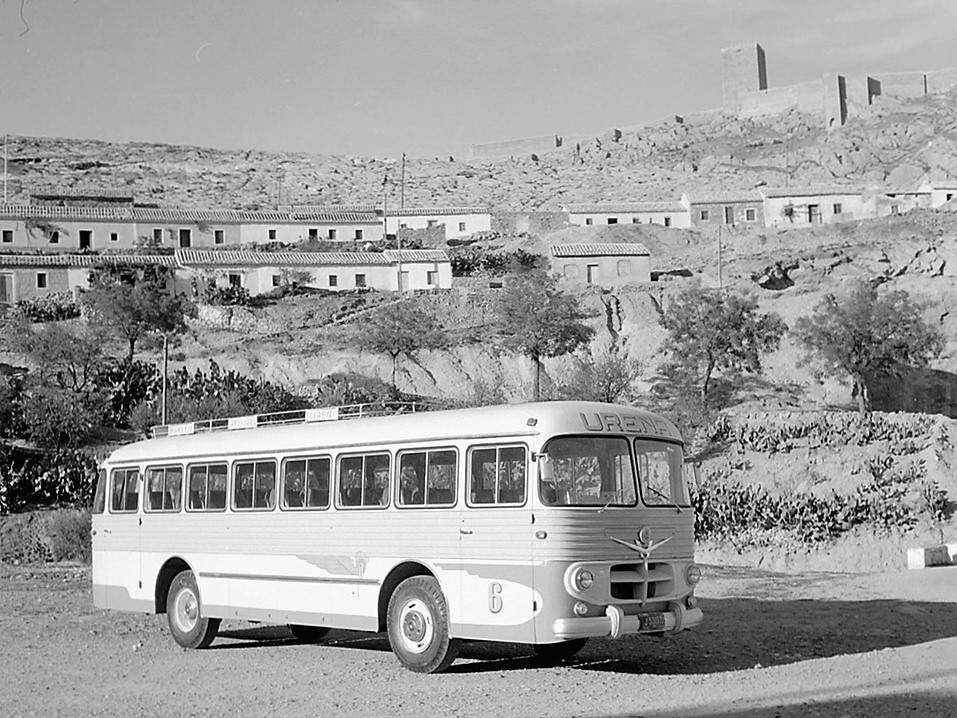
xmin=210 ymin=595 xmax=957 ymax=675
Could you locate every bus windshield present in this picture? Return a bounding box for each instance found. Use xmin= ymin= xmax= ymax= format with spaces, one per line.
xmin=635 ymin=440 xmax=689 ymax=507
xmin=539 ymin=436 xmax=637 ymax=507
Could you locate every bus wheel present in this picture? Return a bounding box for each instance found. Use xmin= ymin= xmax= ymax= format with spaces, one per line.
xmin=288 ymin=624 xmax=330 ymax=643
xmin=387 ymin=576 xmax=459 ymax=674
xmin=532 ymin=638 xmax=588 ymax=663
xmin=166 ymin=570 xmax=220 ymax=649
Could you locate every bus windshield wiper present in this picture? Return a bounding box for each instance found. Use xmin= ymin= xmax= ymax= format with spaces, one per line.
xmin=647 ymin=485 xmax=682 ymax=513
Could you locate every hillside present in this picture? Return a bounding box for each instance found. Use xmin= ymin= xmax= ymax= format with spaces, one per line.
xmin=6 ymin=91 xmax=957 ymax=210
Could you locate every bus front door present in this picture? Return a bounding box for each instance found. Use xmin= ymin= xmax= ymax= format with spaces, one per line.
xmin=456 ymin=445 xmax=536 ymax=644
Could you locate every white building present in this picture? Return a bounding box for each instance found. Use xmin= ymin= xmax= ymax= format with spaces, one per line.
xmin=760 ymin=186 xmax=867 ymax=228
xmin=918 ymin=181 xmax=957 ymax=208
xmin=564 ymin=202 xmax=691 ymax=229
xmin=383 ymin=207 xmax=491 ymax=240
xmin=550 ymin=243 xmax=651 ymax=286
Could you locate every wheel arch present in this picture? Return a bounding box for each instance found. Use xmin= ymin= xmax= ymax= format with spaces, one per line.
xmin=154 ymin=556 xmax=192 ymax=614
xmin=377 ymin=560 xmax=442 ymax=631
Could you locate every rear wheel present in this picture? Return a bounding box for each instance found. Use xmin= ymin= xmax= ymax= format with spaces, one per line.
xmin=387 ymin=576 xmax=459 ymax=673
xmin=288 ymin=624 xmax=330 ymax=643
xmin=532 ymin=638 xmax=588 ymax=663
xmin=166 ymin=570 xmax=220 ymax=649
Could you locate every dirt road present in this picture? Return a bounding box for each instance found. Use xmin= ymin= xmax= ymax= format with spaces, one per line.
xmin=1 ymin=564 xmax=954 ymax=718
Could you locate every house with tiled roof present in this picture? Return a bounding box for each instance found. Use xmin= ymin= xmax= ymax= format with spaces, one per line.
xmin=382 ymin=206 xmax=491 ymax=240
xmin=758 ymin=186 xmax=866 ymax=227
xmin=680 ymin=190 xmax=765 ymax=227
xmin=549 ymin=243 xmax=650 ymax=286
xmin=916 ymin=180 xmax=957 ymax=209
xmin=563 ymin=201 xmax=690 ymax=229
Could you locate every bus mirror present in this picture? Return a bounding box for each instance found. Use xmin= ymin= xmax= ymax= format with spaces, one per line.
xmin=539 ymin=454 xmax=555 ymax=482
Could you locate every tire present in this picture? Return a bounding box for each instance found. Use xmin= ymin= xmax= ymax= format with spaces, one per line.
xmin=166 ymin=570 xmax=220 ymax=649
xmin=532 ymin=638 xmax=588 ymax=663
xmin=386 ymin=576 xmax=459 ymax=673
xmin=288 ymin=624 xmax=331 ymax=643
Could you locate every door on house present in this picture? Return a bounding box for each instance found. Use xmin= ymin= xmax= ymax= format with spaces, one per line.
xmin=79 ymin=230 xmax=92 ymax=250
xmin=723 ymin=206 xmax=734 ymax=224
xmin=586 ymin=264 xmax=599 ymax=284
xmin=808 ymin=205 xmax=821 ymax=224
xmin=399 ymin=271 xmax=410 ymax=292
xmin=179 ymin=229 xmax=192 ymax=248
xmin=0 ymin=274 xmax=13 ymax=304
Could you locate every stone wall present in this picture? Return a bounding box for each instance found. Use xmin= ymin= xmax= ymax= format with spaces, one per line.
xmin=470 ymin=134 xmax=563 ymax=160
xmin=926 ymin=67 xmax=957 ymax=94
xmin=737 ymin=79 xmax=824 ymax=118
xmin=491 ymin=210 xmax=569 ymax=235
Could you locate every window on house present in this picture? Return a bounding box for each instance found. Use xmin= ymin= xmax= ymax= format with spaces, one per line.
xmin=268 ymin=228 xmax=277 ymax=240
xmin=153 ymin=228 xmax=163 ymax=243
xmin=328 ymin=228 xmax=337 ymax=240
xmin=1 ymin=230 xmax=11 ymax=243
xmin=632 ymin=217 xmax=640 ymax=224
xmin=458 ymin=221 xmax=466 ymax=232
xmin=890 ymin=204 xmax=900 ymax=215
xmin=833 ymin=203 xmax=843 ymax=214
xmin=427 ymin=220 xmax=437 ymax=228
xmin=354 ymin=229 xmax=363 ymax=240
xmin=947 ymin=194 xmax=954 ymax=202
xmin=110 ymin=232 xmax=119 ymax=242
xmin=699 ymin=210 xmax=710 ymax=221
xmin=36 ymin=272 xmax=48 ymax=289
xmin=355 ymin=273 xmax=366 ymax=288
xmin=427 ymin=270 xmax=438 ymax=285
xmin=214 ymin=230 xmax=225 ymax=245
xmin=49 ymin=231 xmax=59 ymax=244
xmin=617 ymin=260 xmax=631 ymax=276
xmin=272 ymin=275 xmax=282 ymax=287
xmin=745 ymin=208 xmax=757 ymax=221
xmin=178 ymin=228 xmax=191 ymax=248
xmin=228 ymin=273 xmax=242 ymax=288
xmin=308 ymin=228 xmax=318 ymax=240
xmin=400 ymin=223 xmax=407 ymax=229
xmin=329 ymin=275 xmax=338 ymax=287
xmin=585 ymin=218 xmax=593 ymax=226
xmin=664 ymin=217 xmax=672 ymax=227
xmin=607 ymin=217 xmax=618 ymax=225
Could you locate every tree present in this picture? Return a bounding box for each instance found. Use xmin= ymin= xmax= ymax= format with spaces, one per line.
xmin=356 ymin=302 xmax=449 ymax=395
xmin=81 ymin=270 xmax=194 ymax=362
xmin=659 ymin=285 xmax=786 ymax=408
xmin=794 ymin=281 xmax=944 ymax=412
xmin=554 ymin=343 xmax=643 ymax=404
xmin=494 ymin=270 xmax=594 ymax=401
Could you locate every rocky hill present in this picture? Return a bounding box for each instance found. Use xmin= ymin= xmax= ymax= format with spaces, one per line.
xmin=6 ymin=90 xmax=957 ymax=210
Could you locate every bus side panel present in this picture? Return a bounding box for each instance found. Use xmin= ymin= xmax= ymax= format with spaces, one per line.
xmin=91 ymin=513 xmax=151 ymax=612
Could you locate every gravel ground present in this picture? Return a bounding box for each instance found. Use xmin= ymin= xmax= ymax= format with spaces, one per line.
xmin=1 ymin=564 xmax=955 ymax=718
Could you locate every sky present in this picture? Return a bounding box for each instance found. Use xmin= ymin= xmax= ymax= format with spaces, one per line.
xmin=2 ymin=0 xmax=957 ymax=159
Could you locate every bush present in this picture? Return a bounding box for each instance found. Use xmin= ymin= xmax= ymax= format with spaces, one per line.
xmin=15 ymin=293 xmax=81 ymax=322
xmin=450 ymin=248 xmax=545 ymax=277
xmin=0 ymin=509 xmax=92 ymax=563
xmin=0 ymin=447 xmax=99 ymax=515
xmin=203 ymin=284 xmax=251 ymax=306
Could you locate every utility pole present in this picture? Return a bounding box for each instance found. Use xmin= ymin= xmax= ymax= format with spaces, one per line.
xmin=3 ymin=134 xmax=8 ymax=205
xmin=717 ymin=224 xmax=723 ymax=290
xmin=161 ymin=333 xmax=169 ymax=425
xmin=400 ymin=152 xmax=406 ymax=209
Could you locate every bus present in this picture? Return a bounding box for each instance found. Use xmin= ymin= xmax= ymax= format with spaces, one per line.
xmin=91 ymin=401 xmax=703 ymax=673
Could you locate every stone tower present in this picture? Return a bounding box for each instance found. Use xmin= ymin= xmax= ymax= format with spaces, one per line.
xmin=721 ymin=42 xmax=768 ymax=110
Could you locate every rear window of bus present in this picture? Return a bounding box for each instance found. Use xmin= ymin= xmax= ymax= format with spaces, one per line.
xmin=281 ymin=456 xmax=331 ymax=510
xmin=145 ymin=466 xmax=183 ymax=512
xmin=187 ymin=463 xmax=228 ymax=511
xmin=233 ymin=460 xmax=277 ymax=511
xmin=110 ymin=468 xmax=140 ymax=513
xmin=397 ymin=448 xmax=457 ymax=507
xmin=468 ymin=445 xmax=526 ymax=506
xmin=337 ymin=453 xmax=390 ymax=508
xmin=92 ymin=469 xmax=107 ymax=514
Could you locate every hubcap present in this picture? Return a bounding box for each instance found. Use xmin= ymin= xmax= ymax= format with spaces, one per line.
xmin=174 ymin=588 xmax=199 ymax=633
xmin=397 ymin=599 xmax=434 ymax=654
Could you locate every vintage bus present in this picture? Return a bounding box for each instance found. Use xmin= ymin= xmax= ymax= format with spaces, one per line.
xmin=91 ymin=401 xmax=703 ymax=673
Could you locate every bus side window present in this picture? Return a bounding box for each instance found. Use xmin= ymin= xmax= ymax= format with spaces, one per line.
xmin=468 ymin=446 xmax=526 ymax=506
xmin=305 ymin=458 xmax=330 ymax=508
xmin=110 ymin=468 xmax=140 ymax=513
xmin=146 ymin=466 xmax=183 ymax=512
xmin=92 ymin=470 xmax=107 ymax=514
xmin=339 ymin=457 xmax=363 ymax=507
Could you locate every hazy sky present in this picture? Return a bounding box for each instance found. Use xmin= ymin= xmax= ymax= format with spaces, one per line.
xmin=2 ymin=0 xmax=956 ymax=158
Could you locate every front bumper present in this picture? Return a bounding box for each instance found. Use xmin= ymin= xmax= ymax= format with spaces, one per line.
xmin=552 ymin=601 xmax=703 ymax=640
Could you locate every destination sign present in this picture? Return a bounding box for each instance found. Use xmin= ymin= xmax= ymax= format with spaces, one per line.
xmin=579 ymin=412 xmax=681 ymax=440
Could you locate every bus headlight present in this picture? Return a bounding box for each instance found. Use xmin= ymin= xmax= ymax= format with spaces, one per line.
xmin=686 ymin=564 xmax=702 ymax=586
xmin=573 ymin=568 xmax=595 ymax=591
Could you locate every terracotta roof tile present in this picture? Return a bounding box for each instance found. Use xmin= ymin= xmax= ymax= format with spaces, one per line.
xmin=0 ymin=252 xmax=175 ymax=267
xmin=564 ymin=201 xmax=685 ymax=213
xmin=550 ymin=243 xmax=650 ymax=257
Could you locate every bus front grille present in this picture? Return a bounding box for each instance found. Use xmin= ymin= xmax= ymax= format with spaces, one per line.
xmin=609 ymin=562 xmax=675 ymax=601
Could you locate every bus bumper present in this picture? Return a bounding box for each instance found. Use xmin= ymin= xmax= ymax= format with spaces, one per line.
xmin=552 ymin=601 xmax=703 ymax=640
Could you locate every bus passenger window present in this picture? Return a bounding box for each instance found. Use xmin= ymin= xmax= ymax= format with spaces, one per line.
xmin=338 ymin=453 xmax=390 ymax=508
xmin=233 ymin=460 xmax=277 ymax=510
xmin=468 ymin=446 xmax=526 ymax=506
xmin=110 ymin=468 xmax=140 ymax=512
xmin=305 ymin=459 xmax=330 ymax=507
xmin=398 ymin=449 xmax=457 ymax=507
xmin=92 ymin=470 xmax=107 ymax=514
xmin=188 ymin=463 xmax=228 ymax=512
xmin=145 ymin=466 xmax=183 ymax=512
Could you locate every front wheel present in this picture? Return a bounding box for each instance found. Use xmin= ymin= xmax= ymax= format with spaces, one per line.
xmin=532 ymin=638 xmax=588 ymax=663
xmin=166 ymin=570 xmax=220 ymax=649
xmin=386 ymin=576 xmax=459 ymax=673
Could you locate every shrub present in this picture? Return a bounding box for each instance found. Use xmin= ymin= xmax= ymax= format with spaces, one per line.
xmin=15 ymin=293 xmax=81 ymax=322
xmin=0 ymin=509 xmax=92 ymax=563
xmin=0 ymin=447 xmax=99 ymax=515
xmin=203 ymin=284 xmax=251 ymax=306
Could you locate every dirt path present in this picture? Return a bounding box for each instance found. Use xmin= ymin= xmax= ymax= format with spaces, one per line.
xmin=1 ymin=564 xmax=954 ymax=718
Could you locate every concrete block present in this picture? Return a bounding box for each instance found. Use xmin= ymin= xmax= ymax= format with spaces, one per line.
xmin=907 ymin=544 xmax=955 ymax=569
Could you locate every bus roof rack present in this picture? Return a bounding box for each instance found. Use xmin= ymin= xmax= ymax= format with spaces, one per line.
xmin=149 ymin=401 xmax=428 ymax=439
